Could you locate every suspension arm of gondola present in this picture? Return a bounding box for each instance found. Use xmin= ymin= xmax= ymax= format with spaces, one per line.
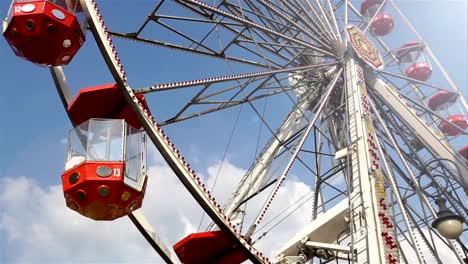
xmin=128 ymin=211 xmax=181 ymax=264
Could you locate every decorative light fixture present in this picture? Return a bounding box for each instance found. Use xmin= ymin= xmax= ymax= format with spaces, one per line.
xmin=431 ymin=197 xmax=464 ymax=239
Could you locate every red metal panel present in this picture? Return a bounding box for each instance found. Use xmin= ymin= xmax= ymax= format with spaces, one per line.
xmin=68 ymin=84 xmax=123 ymax=124
xmin=62 ymin=161 xmax=147 ymax=220
xmin=173 ymin=231 xmax=248 ymax=264
xmin=68 ymin=84 xmax=151 ymax=129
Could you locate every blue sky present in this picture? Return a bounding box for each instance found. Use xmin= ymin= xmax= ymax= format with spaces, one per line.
xmin=0 ymin=1 xmax=466 ymax=263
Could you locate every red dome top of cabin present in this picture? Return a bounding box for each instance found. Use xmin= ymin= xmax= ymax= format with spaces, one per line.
xmin=395 ymin=42 xmax=425 ymax=62
xmin=458 ymin=146 xmax=468 ymax=160
xmin=427 ymin=91 xmax=458 ymax=111
xmin=439 ymin=114 xmax=467 ymax=137
xmin=68 ymin=84 xmax=151 ymax=129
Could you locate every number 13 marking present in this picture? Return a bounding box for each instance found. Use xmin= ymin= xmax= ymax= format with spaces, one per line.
xmin=113 ymin=168 xmax=121 ymax=177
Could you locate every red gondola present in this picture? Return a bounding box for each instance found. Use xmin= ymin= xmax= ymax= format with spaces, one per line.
xmin=371 ymin=13 xmax=394 ymax=36
xmin=3 ymin=0 xmax=86 ymax=65
xmin=458 ymin=146 xmax=468 ymax=160
xmin=62 ymin=84 xmax=151 ymax=220
xmin=173 ymin=231 xmax=248 ymax=264
xmin=395 ymin=42 xmax=432 ymax=82
xmin=406 ymin=62 xmax=432 ymax=82
xmin=439 ymin=114 xmax=467 ymax=137
xmin=427 ymin=91 xmax=458 ymax=111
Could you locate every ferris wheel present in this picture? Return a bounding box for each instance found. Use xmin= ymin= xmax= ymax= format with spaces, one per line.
xmin=3 ymin=0 xmax=468 ymax=263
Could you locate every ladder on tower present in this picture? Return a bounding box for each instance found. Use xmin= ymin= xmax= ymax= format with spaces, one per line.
xmin=345 ymin=59 xmax=369 ymax=264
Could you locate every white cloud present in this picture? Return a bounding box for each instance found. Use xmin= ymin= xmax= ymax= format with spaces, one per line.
xmin=398 ymin=228 xmax=460 ymax=264
xmin=0 ymin=176 xmax=159 ymax=263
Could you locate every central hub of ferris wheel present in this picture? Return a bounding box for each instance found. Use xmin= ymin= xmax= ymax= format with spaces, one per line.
xmin=346 ymin=25 xmax=384 ymax=70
